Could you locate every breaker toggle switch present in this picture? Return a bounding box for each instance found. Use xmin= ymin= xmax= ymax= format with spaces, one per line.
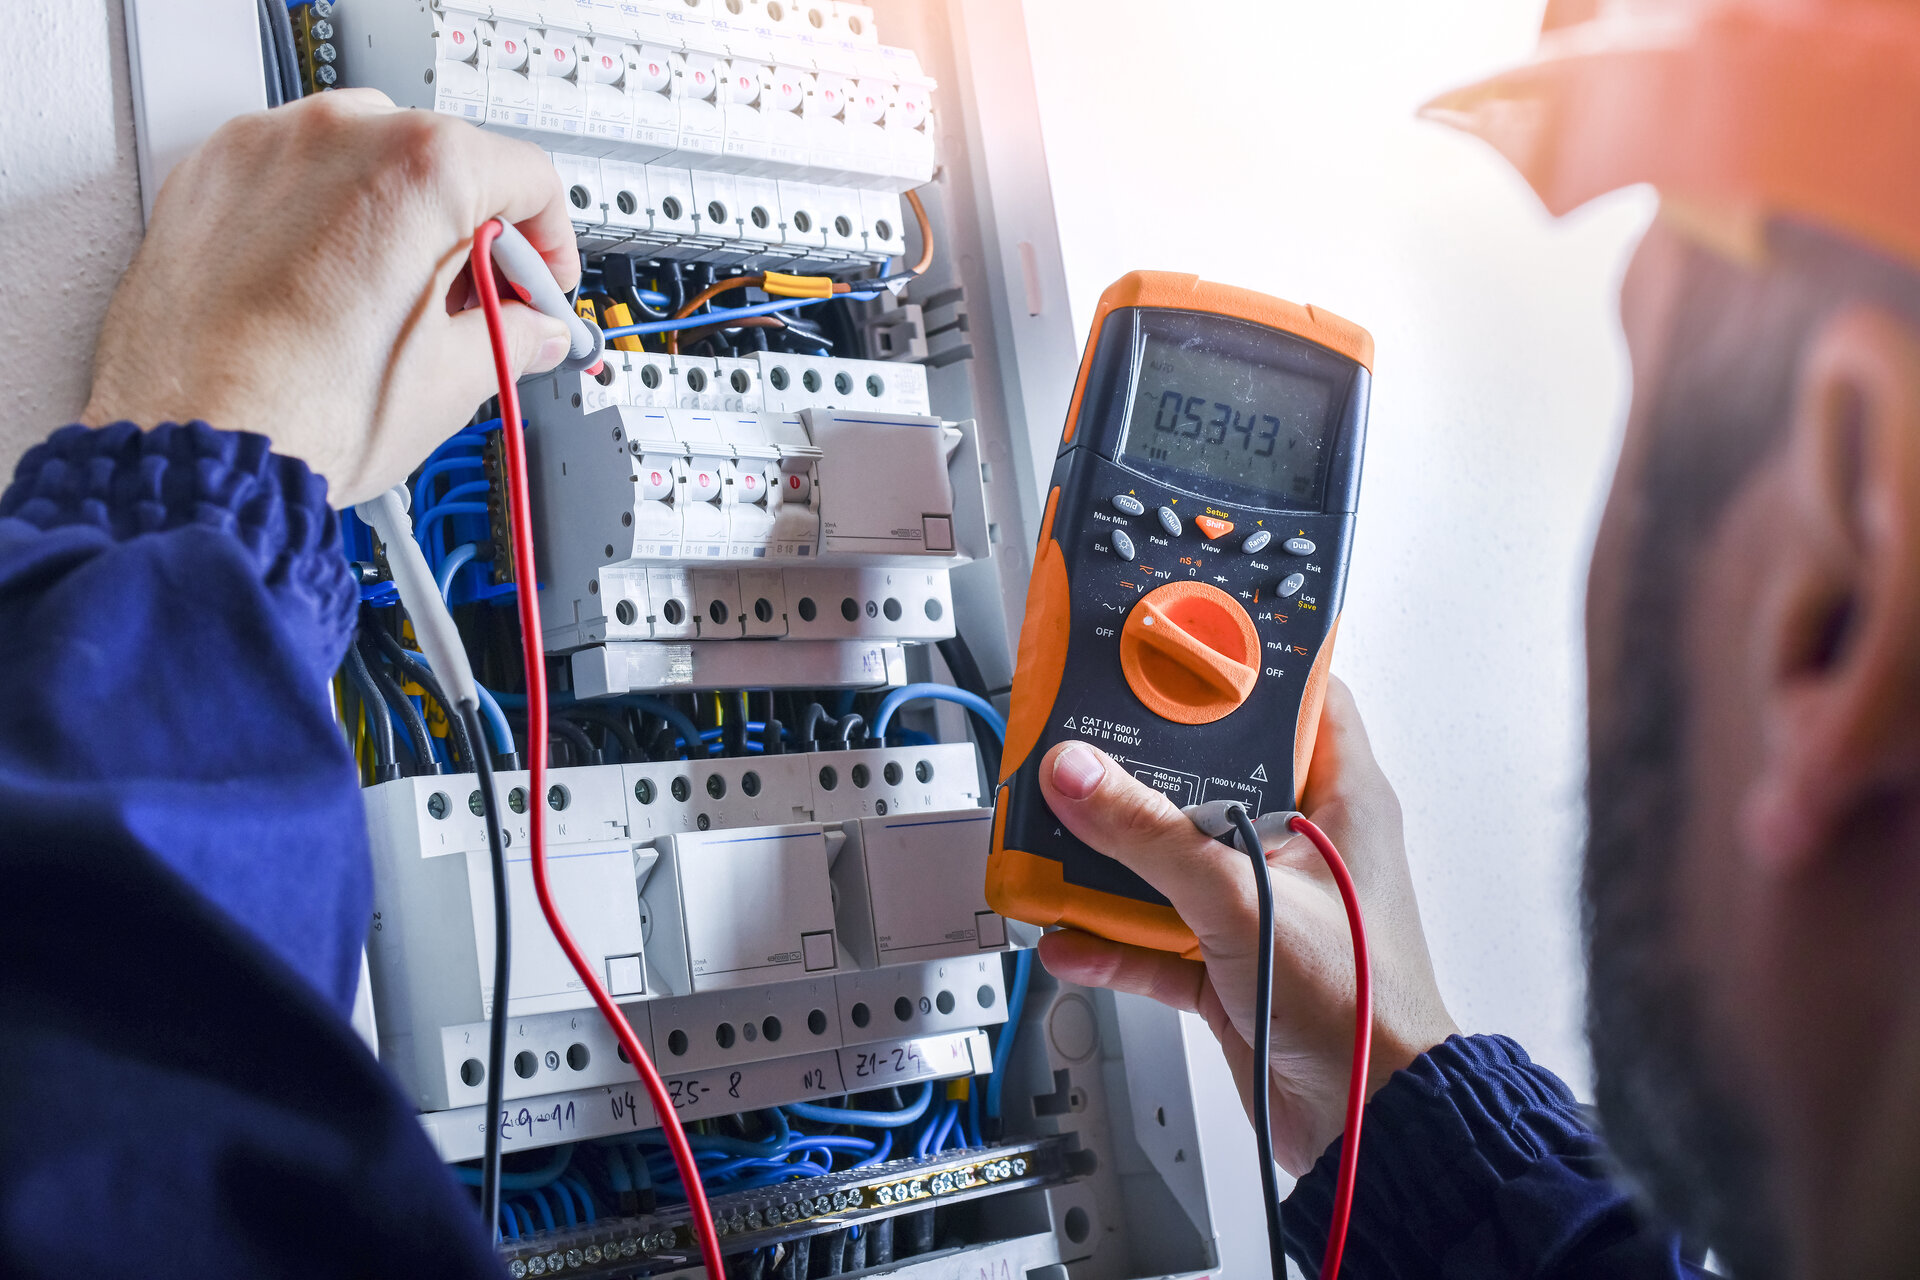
xmin=777 ymin=464 xmax=813 ymax=503
xmin=442 ymin=20 xmax=480 ymax=61
xmin=582 ymin=42 xmax=625 ymax=85
xmin=736 ymin=465 xmax=771 ymax=505
xmin=631 ymin=47 xmax=673 ymax=93
xmin=491 ymin=24 xmax=531 ymax=70
xmin=537 ymin=36 xmax=577 ymax=77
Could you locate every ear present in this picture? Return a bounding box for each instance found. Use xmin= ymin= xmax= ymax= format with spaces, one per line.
xmin=1743 ymin=305 xmax=1920 ymax=871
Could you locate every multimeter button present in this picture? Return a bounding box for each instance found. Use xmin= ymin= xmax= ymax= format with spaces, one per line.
xmin=1240 ymin=529 xmax=1272 ymax=554
xmin=1111 ymin=530 xmax=1136 ymax=561
xmin=1283 ymin=537 xmax=1316 ymax=556
xmin=1156 ymin=506 xmax=1182 ymax=537
xmin=1111 ymin=494 xmax=1145 ymax=516
xmin=1193 ymin=515 xmax=1234 ymax=540
xmin=1278 ymin=573 xmax=1305 ymax=598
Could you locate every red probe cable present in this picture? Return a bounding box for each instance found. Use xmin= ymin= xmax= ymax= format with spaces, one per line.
xmin=470 ymin=219 xmax=730 ymax=1280
xmin=1287 ymin=813 xmax=1371 ymax=1280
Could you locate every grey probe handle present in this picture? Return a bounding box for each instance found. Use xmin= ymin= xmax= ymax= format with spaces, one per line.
xmin=1184 ymin=801 xmax=1300 ymax=849
xmin=486 ymin=219 xmax=605 ymax=372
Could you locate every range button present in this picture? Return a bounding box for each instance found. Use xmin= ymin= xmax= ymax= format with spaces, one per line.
xmin=1240 ymin=529 xmax=1272 ymax=555
xmin=1111 ymin=494 xmax=1145 ymax=516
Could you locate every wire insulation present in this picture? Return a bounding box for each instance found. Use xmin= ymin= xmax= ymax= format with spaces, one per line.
xmin=470 ymin=219 xmax=727 ymax=1280
xmin=1229 ymin=806 xmax=1288 ymax=1278
xmin=462 ymin=701 xmax=512 ymax=1237
xmin=1288 ymin=812 xmax=1371 ymax=1280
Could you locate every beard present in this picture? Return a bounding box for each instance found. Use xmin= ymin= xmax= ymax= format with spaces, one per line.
xmin=1584 ymin=521 xmax=1787 ymax=1279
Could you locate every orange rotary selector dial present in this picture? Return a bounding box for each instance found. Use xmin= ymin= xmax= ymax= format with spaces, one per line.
xmin=1118 ymin=580 xmax=1261 ymax=724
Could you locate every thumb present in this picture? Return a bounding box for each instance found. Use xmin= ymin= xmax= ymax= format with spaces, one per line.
xmin=1037 ymin=740 xmax=1261 ymax=954
xmin=447 ymin=300 xmax=573 ymax=404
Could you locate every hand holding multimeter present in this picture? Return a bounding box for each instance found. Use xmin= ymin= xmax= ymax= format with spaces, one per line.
xmin=988 ymin=271 xmax=1379 ymax=1278
xmin=989 ymin=270 xmax=1372 ymax=955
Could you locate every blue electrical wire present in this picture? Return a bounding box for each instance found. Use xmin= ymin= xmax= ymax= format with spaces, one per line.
xmin=437 ymin=542 xmax=479 ymax=600
xmin=601 ymin=291 xmax=881 ymax=339
xmin=852 ymin=1129 xmax=894 ymax=1169
xmin=412 ymin=454 xmax=485 ymax=514
xmin=498 ymin=1205 xmax=519 ymax=1241
xmin=871 ymin=683 xmax=1007 ymax=743
xmin=986 ymin=949 xmax=1035 ymax=1121
xmin=783 ymin=1081 xmax=935 ymax=1129
xmin=415 ymin=501 xmax=491 ymax=541
xmin=549 ymin=1179 xmax=579 ymax=1228
xmin=562 ymin=1175 xmax=597 ymax=1223
xmin=930 ymin=1100 xmax=961 ymax=1153
xmin=454 ymin=1142 xmax=574 ymax=1189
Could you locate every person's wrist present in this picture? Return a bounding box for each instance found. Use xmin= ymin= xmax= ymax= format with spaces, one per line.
xmin=1366 ymin=1017 xmax=1460 ymax=1098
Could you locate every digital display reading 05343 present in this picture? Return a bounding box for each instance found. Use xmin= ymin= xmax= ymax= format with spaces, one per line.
xmin=1121 ymin=332 xmax=1341 ymax=505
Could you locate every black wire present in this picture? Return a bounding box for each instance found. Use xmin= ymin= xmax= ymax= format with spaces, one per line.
xmin=344 ymin=643 xmax=399 ymax=781
xmin=461 ymin=700 xmax=511 ymax=1240
xmin=548 ymin=716 xmax=599 ymax=767
xmin=358 ymin=635 xmax=439 ymax=773
xmin=798 ymin=702 xmax=831 ymax=750
xmin=266 ymin=0 xmax=301 ymax=102
xmin=370 ymin=619 xmax=475 ymax=771
xmin=724 ymin=692 xmax=748 ymax=757
xmin=557 ymin=704 xmax=641 ymax=763
xmin=935 ymin=636 xmax=1004 ymax=781
xmin=255 ymin=0 xmax=284 ymax=108
xmin=1228 ymin=805 xmax=1287 ymax=1278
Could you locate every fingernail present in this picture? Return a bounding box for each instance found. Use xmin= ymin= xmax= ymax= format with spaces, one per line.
xmin=1052 ymin=743 xmax=1104 ymax=800
xmin=534 ymin=333 xmax=571 ymax=369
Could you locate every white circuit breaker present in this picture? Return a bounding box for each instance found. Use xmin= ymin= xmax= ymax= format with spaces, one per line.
xmin=332 ymin=0 xmax=934 ymax=268
xmin=525 ymin=351 xmax=989 ymax=666
xmin=363 ymin=745 xmax=990 ymax=1110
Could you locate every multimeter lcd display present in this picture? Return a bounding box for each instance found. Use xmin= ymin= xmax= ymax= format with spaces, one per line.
xmin=1121 ymin=327 xmax=1345 ymax=506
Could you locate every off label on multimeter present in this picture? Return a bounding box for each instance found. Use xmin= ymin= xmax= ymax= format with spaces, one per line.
xmin=988 ymin=271 xmax=1372 ymax=957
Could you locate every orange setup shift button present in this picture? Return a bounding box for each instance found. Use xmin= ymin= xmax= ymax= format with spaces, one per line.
xmin=1193 ymin=515 xmax=1234 ymax=540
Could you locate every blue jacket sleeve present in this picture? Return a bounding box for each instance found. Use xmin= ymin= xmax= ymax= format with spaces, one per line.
xmin=0 ymin=422 xmax=500 ymax=1279
xmin=1283 ymin=1033 xmax=1702 ymax=1279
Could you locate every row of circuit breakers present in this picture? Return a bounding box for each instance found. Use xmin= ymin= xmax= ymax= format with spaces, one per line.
xmin=335 ymin=0 xmax=932 ymax=268
xmin=364 ymin=742 xmax=1028 ymax=1162
xmin=526 ymin=351 xmax=984 ymax=661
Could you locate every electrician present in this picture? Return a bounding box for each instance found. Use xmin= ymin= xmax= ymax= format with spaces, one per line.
xmin=1040 ymin=1 xmax=1920 ymax=1276
xmin=0 ymin=91 xmax=581 ymax=1276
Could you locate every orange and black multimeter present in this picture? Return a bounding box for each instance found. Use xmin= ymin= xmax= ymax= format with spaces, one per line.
xmin=987 ymin=271 xmax=1372 ymax=956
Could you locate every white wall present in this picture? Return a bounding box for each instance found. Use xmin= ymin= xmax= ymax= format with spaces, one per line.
xmin=1021 ymin=4 xmax=1654 ymax=1265
xmin=0 ymin=0 xmax=144 ymax=470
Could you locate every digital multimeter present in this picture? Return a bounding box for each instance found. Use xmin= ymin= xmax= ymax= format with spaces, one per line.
xmin=987 ymin=271 xmax=1372 ymax=956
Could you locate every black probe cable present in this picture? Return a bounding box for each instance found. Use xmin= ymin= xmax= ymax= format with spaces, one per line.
xmin=459 ymin=699 xmax=512 ymax=1239
xmin=1228 ymin=804 xmax=1289 ymax=1277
